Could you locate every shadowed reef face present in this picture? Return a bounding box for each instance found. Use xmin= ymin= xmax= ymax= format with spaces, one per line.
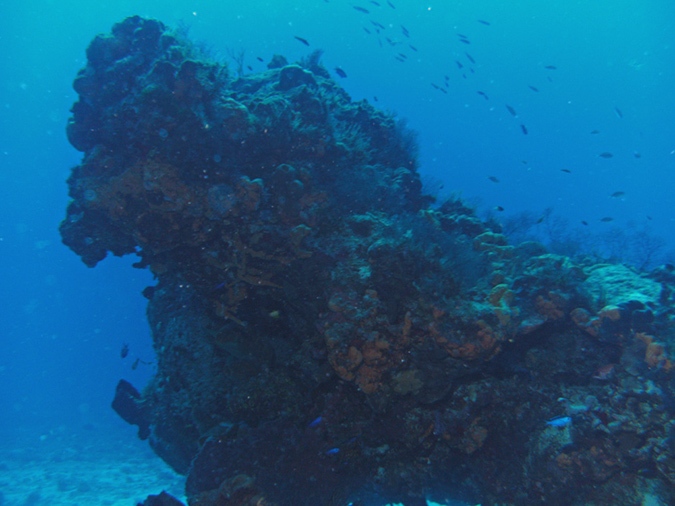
xmin=62 ymin=16 xmax=675 ymax=506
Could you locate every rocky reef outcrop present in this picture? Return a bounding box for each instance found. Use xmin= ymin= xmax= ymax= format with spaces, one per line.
xmin=63 ymin=17 xmax=675 ymax=506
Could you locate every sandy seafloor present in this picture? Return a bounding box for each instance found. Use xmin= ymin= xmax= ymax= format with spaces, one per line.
xmin=0 ymin=424 xmax=467 ymax=506
xmin=0 ymin=423 xmax=186 ymax=506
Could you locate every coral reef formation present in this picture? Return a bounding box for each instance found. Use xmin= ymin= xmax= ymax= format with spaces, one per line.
xmin=62 ymin=17 xmax=675 ymax=506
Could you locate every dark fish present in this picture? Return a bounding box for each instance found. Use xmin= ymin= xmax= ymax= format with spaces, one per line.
xmin=397 ymin=52 xmax=407 ymax=59
xmin=394 ymin=55 xmax=406 ymax=62
xmin=536 ymin=217 xmax=545 ymax=224
xmin=334 ymin=67 xmax=347 ymax=78
xmin=371 ymin=20 xmax=385 ymax=29
xmin=528 ymin=85 xmax=539 ymax=92
xmin=247 ymin=65 xmax=253 ymax=71
xmin=547 ymin=76 xmax=553 ymax=82
xmin=364 ymin=27 xmax=371 ymax=34
xmin=457 ymin=33 xmax=469 ymax=38
xmin=387 ymin=0 xmax=395 ymax=7
xmin=121 ymin=343 xmax=129 ymax=359
xmin=544 ymin=65 xmax=557 ymax=70
xmin=506 ymin=104 xmax=517 ymax=116
xmin=294 ymin=36 xmax=310 ymax=46
xmin=373 ymin=96 xmax=378 ymax=101
xmin=581 ymin=220 xmax=589 ymax=226
xmin=456 ymin=60 xmax=463 ymax=69
xmin=614 ymin=107 xmax=623 ymax=119
xmin=308 ymin=416 xmax=323 ymax=428
xmin=409 ymin=44 xmax=418 ymax=52
xmin=444 ymin=75 xmax=450 ymax=80
xmin=431 ymin=83 xmax=440 ymax=90
xmin=520 ymin=124 xmax=528 ymax=135
xmin=521 ymin=160 xmax=528 ymax=164
xmin=353 ymin=6 xmax=370 ymax=14
xmin=647 ymin=215 xmax=653 ymax=221
xmin=610 ymin=191 xmax=625 ymax=198
xmin=370 ymin=0 xmax=381 ymax=5
xmin=477 ymin=91 xmax=489 ymax=100
xmin=494 ymin=206 xmax=505 ymax=211
xmin=386 ymin=37 xmax=396 ymax=46
xmin=439 ymin=87 xmax=448 ymax=94
xmin=478 ymin=19 xmax=491 ymax=25
xmin=131 ymin=358 xmax=140 ymax=370
xmin=401 ymin=25 xmax=410 ymax=37
xmin=256 ymin=56 xmax=264 ymax=62
xmin=560 ymin=169 xmax=571 ymax=173
xmin=488 ymin=176 xmax=500 ymax=183
xmin=599 ymin=152 xmax=614 ymax=158
xmin=459 ymin=38 xmax=471 ymax=44
xmin=634 ymin=151 xmax=641 ymax=158
xmin=465 ymin=52 xmax=475 ymax=64
xmin=590 ymin=129 xmax=600 ymax=134
xmin=600 ymin=217 xmax=614 ymax=222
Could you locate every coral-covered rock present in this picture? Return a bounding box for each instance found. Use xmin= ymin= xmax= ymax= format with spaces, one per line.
xmin=61 ymin=17 xmax=675 ymax=506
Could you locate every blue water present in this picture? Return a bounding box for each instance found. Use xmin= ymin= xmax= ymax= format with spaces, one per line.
xmin=0 ymin=1 xmax=673 ymax=504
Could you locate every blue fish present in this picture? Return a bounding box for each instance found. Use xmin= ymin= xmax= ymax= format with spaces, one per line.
xmin=325 ymin=448 xmax=340 ymax=455
xmin=546 ymin=416 xmax=571 ymax=427
xmin=308 ymin=416 xmax=323 ymax=428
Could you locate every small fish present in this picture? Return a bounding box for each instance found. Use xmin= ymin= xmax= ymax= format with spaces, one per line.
xmin=593 ymin=364 xmax=615 ymax=380
xmin=387 ymin=0 xmax=395 ymax=7
xmin=456 ymin=60 xmax=464 ymax=69
xmin=465 ymin=52 xmax=475 ymax=64
xmin=256 ymin=56 xmax=264 ymax=62
xmin=397 ymin=52 xmax=407 ymax=59
xmin=581 ymin=220 xmax=589 ymax=226
xmin=610 ymin=191 xmax=625 ymax=198
xmin=520 ymin=124 xmax=528 ymax=135
xmin=459 ymin=38 xmax=471 ymax=44
xmin=600 ymin=217 xmax=614 ymax=222
xmin=401 ymin=25 xmax=410 ymax=37
xmin=646 ymin=215 xmax=652 ymax=221
xmin=494 ymin=206 xmax=504 ymax=211
xmin=268 ymin=310 xmax=281 ymax=319
xmin=439 ymin=88 xmax=448 ymax=94
xmin=371 ymin=20 xmax=385 ymax=29
xmin=488 ymin=176 xmax=500 ymax=183
xmin=334 ymin=67 xmax=347 ymax=78
xmin=308 ymin=416 xmax=323 ymax=428
xmin=528 ymin=85 xmax=539 ymax=92
xmin=247 ymin=65 xmax=253 ymax=71
xmin=325 ymin=448 xmax=340 ymax=455
xmin=373 ymin=96 xmax=378 ymax=101
xmin=121 ymin=343 xmax=129 ymax=359
xmin=385 ymin=37 xmax=396 ymax=46
xmin=409 ymin=44 xmax=418 ymax=52
xmin=478 ymin=19 xmax=491 ymax=25
xmin=431 ymin=83 xmax=440 ymax=90
xmin=544 ymin=65 xmax=557 ymax=70
xmin=370 ymin=0 xmax=381 ymax=5
xmin=546 ymin=416 xmax=571 ymax=427
xmin=506 ymin=104 xmax=517 ymax=116
xmin=634 ymin=151 xmax=642 ymax=158
xmin=590 ymin=129 xmax=600 ymax=134
xmin=353 ymin=6 xmax=370 ymax=14
xmin=294 ymin=36 xmax=310 ymax=46
xmin=394 ymin=55 xmax=406 ymax=62
xmin=536 ymin=216 xmax=545 ymax=224
xmin=363 ymin=27 xmax=371 ymax=34
xmin=614 ymin=106 xmax=623 ymax=119
xmin=457 ymin=33 xmax=469 ymax=38
xmin=444 ymin=75 xmax=449 ymax=80
xmin=131 ymin=358 xmax=140 ymax=370
xmin=521 ymin=160 xmax=528 ymax=164
xmin=477 ymin=91 xmax=489 ymax=100
xmin=560 ymin=169 xmax=571 ymax=173
xmin=599 ymin=152 xmax=614 ymax=158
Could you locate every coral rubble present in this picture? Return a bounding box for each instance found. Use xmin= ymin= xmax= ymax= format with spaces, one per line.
xmin=62 ymin=17 xmax=675 ymax=506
